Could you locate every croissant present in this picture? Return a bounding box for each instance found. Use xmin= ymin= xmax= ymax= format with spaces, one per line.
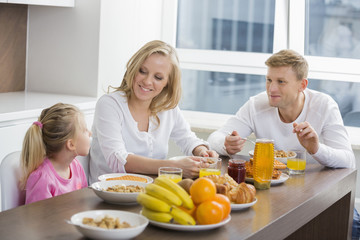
xmin=228 ymin=182 xmax=256 ymax=204
xmin=204 ymin=174 xmax=256 ymax=204
xmin=204 ymin=174 xmax=233 ymax=196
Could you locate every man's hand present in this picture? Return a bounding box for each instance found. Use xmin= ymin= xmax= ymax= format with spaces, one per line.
xmin=224 ymin=130 xmax=246 ymax=155
xmin=293 ymin=121 xmax=319 ymax=154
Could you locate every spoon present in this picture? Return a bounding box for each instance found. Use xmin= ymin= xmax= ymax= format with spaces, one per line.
xmin=243 ymin=138 xmax=256 ymax=145
xmin=225 ymin=132 xmax=256 ymax=145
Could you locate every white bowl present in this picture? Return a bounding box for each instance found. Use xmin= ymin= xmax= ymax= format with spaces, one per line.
xmin=248 ymin=150 xmax=296 ymax=163
xmin=70 ymin=210 xmax=148 ymax=240
xmin=91 ymin=180 xmax=147 ymax=205
xmin=98 ymin=173 xmax=153 ymax=183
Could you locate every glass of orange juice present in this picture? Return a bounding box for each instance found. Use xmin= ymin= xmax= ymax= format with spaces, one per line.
xmin=158 ymin=167 xmax=183 ymax=183
xmin=287 ymin=150 xmax=306 ymax=175
xmin=199 ymin=157 xmax=222 ymax=178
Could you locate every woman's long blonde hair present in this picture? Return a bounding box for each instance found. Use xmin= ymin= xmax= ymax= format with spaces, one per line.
xmin=20 ymin=103 xmax=83 ymax=189
xmin=111 ymin=40 xmax=182 ymax=126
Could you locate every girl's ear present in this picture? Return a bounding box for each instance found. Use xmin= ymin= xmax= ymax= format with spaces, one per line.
xmin=66 ymin=139 xmax=76 ymax=151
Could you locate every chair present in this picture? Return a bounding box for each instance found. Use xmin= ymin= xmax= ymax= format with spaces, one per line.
xmin=0 ymin=151 xmax=25 ymax=211
xmin=0 ymin=152 xmax=90 ymax=211
xmin=76 ymin=154 xmax=90 ymax=184
xmin=343 ymin=111 xmax=360 ymax=127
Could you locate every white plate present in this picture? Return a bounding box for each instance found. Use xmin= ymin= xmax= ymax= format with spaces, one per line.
xmin=245 ymin=173 xmax=289 ymax=185
xmin=231 ymin=198 xmax=257 ymax=210
xmin=98 ymin=173 xmax=153 ymax=183
xmin=91 ymin=180 xmax=147 ymax=205
xmin=70 ymin=210 xmax=148 ymax=240
xmin=148 ymin=215 xmax=231 ymax=231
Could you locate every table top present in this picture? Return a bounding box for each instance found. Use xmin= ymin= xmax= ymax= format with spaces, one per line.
xmin=0 ymin=160 xmax=356 ymax=240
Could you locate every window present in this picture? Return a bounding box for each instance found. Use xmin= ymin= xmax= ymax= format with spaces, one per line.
xmin=163 ymin=0 xmax=360 ymax=127
xmin=305 ymin=0 xmax=360 ymax=59
xmin=177 ymin=0 xmax=275 ymax=53
xmin=180 ymin=69 xmax=265 ymax=114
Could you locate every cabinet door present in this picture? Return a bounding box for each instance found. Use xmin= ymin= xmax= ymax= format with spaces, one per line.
xmin=7 ymin=0 xmax=74 ymax=7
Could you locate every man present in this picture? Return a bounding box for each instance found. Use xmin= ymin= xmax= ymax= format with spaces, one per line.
xmin=208 ymin=49 xmax=355 ymax=168
xmin=207 ymin=49 xmax=357 ymax=238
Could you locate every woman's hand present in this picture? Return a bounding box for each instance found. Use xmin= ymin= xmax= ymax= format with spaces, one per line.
xmin=175 ymin=157 xmax=201 ymax=178
xmin=192 ymin=145 xmax=219 ymax=158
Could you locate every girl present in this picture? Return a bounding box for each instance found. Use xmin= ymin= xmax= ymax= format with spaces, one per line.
xmin=20 ymin=103 xmax=91 ymax=204
xmin=89 ymin=40 xmax=218 ymax=183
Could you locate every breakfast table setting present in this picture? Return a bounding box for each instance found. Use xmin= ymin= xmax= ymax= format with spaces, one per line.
xmin=0 ymin=150 xmax=356 ymax=240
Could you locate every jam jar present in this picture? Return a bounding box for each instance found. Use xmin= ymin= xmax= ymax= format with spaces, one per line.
xmin=227 ymin=159 xmax=246 ymax=183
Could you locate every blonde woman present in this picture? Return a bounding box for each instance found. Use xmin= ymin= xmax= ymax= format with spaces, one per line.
xmin=89 ymin=40 xmax=217 ymax=183
xmin=21 ymin=103 xmax=91 ymax=204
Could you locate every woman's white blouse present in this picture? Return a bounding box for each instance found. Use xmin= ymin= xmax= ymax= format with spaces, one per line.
xmin=89 ymin=91 xmax=208 ymax=183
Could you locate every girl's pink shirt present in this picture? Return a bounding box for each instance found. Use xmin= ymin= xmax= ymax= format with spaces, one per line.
xmin=25 ymin=157 xmax=88 ymax=204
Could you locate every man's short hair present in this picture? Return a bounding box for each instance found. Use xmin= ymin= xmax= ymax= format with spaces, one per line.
xmin=265 ymin=49 xmax=308 ymax=80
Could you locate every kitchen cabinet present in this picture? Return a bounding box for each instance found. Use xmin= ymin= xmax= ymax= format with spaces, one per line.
xmin=6 ymin=0 xmax=74 ymax=7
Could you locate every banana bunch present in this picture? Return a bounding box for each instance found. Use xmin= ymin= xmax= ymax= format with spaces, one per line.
xmin=137 ymin=177 xmax=196 ymax=225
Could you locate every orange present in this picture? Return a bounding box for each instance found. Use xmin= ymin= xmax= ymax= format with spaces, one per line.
xmin=189 ymin=177 xmax=216 ymax=205
xmin=178 ymin=205 xmax=197 ymax=219
xmin=196 ymin=200 xmax=224 ymax=225
xmin=212 ymin=194 xmax=231 ymax=220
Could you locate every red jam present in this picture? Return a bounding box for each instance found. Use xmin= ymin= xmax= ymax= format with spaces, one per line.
xmin=228 ymin=159 xmax=246 ymax=183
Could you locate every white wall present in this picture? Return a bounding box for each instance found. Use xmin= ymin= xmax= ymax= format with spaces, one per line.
xmin=97 ymin=0 xmax=164 ymax=96
xmin=26 ymin=0 xmax=101 ymax=97
xmin=26 ymin=0 xmax=165 ymax=98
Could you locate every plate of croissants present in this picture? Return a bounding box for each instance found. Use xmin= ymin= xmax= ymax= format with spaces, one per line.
xmin=231 ymin=198 xmax=257 ymax=210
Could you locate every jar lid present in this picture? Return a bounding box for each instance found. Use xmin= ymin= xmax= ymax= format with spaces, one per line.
xmin=255 ymin=138 xmax=274 ymax=143
xmin=229 ymin=159 xmax=246 ymax=166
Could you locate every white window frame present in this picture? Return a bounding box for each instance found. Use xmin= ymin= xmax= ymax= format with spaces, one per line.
xmin=162 ymin=0 xmax=360 ymax=83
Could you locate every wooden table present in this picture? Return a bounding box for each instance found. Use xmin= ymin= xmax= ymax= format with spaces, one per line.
xmin=0 ymin=159 xmax=356 ymax=240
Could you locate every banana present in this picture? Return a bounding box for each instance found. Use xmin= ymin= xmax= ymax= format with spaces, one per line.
xmin=145 ymin=183 xmax=182 ymax=207
xmin=136 ymin=193 xmax=172 ymax=213
xmin=141 ymin=207 xmax=173 ymax=223
xmin=154 ymin=177 xmax=194 ymax=210
xmin=170 ymin=206 xmax=196 ymax=225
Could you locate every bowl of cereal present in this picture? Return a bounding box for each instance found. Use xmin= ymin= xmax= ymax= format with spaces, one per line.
xmin=274 ymin=150 xmax=297 ymax=164
xmin=248 ymin=150 xmax=296 ymax=164
xmin=91 ymin=180 xmax=147 ymax=205
xmin=69 ymin=210 xmax=148 ymax=240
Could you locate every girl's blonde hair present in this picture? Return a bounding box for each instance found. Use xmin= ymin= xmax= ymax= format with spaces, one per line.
xmin=20 ymin=103 xmax=83 ymax=189
xmin=265 ymin=49 xmax=309 ymax=80
xmin=111 ymin=40 xmax=182 ymax=125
